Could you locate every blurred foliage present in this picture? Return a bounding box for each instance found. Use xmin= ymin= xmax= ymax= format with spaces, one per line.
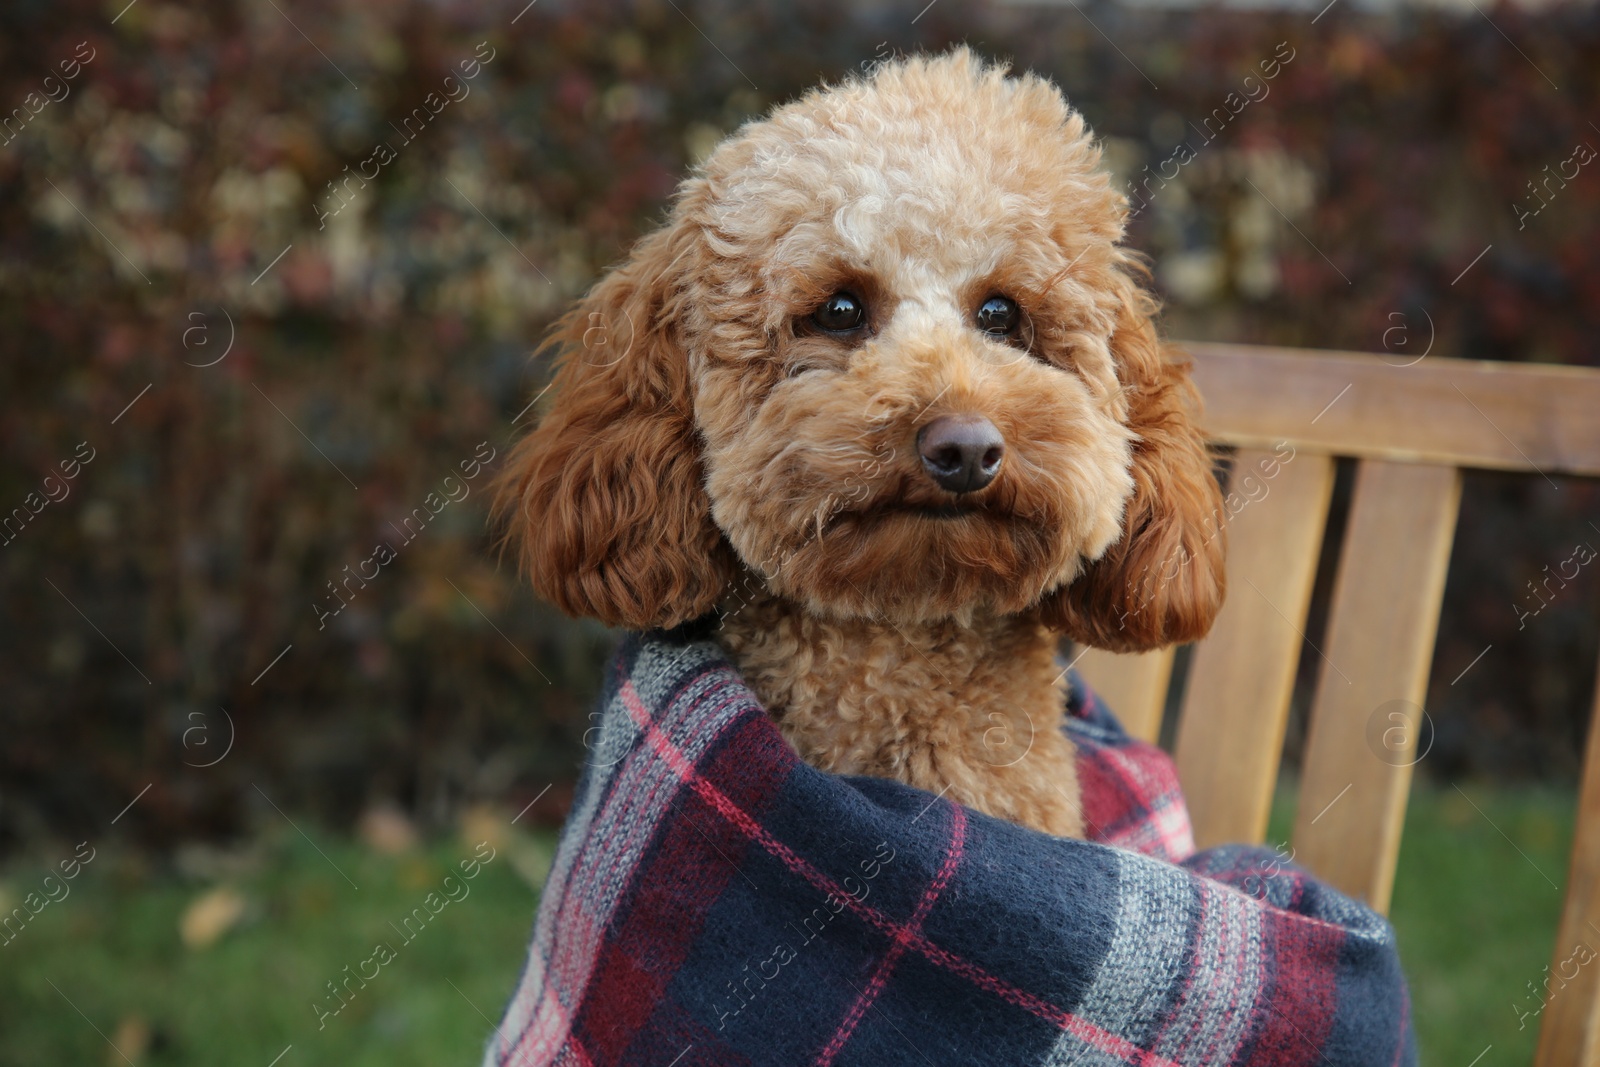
xmin=1 ymin=0 xmax=1598 ymax=854
xmin=0 ymin=823 xmax=550 ymax=1065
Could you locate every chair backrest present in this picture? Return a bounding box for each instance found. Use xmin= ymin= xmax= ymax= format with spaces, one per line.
xmin=1075 ymin=342 xmax=1600 ymax=1066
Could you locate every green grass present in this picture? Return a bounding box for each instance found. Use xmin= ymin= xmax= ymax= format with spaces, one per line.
xmin=0 ymin=827 xmax=550 ymax=1067
xmin=1269 ymin=782 xmax=1574 ymax=1066
xmin=0 ymin=784 xmax=1576 ymax=1065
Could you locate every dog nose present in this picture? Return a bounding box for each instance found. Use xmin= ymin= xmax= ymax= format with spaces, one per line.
xmin=916 ymin=414 xmax=1005 ymax=493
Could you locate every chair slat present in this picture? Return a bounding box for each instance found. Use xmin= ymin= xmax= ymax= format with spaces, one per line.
xmin=1074 ymin=646 xmax=1175 ymax=744
xmin=1534 ymin=666 xmax=1600 ymax=1065
xmin=1174 ymin=449 xmax=1336 ymax=849
xmin=1186 ymin=342 xmax=1600 ymax=477
xmin=1292 ymin=460 xmax=1462 ymax=911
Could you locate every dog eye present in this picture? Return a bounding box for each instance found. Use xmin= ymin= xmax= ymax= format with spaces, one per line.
xmin=976 ymin=296 xmax=1020 ymax=336
xmin=812 ymin=292 xmax=867 ymax=333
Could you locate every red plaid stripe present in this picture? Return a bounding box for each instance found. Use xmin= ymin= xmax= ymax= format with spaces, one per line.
xmin=813 ymin=805 xmax=966 ymax=1066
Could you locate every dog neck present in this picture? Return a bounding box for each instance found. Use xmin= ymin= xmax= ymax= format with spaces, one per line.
xmin=715 ymin=585 xmax=1086 ymax=837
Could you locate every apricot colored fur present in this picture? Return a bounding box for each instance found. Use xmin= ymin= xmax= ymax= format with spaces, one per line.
xmin=495 ymin=49 xmax=1226 ymax=837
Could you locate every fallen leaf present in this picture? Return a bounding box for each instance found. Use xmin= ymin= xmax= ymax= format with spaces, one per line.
xmin=179 ymin=885 xmax=246 ymax=949
xmin=358 ymin=802 xmax=418 ymax=855
xmin=459 ymin=804 xmax=511 ymax=854
xmin=110 ymin=1014 xmax=150 ymax=1065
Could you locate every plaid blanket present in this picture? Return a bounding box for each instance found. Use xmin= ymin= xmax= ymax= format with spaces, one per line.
xmin=486 ymin=627 xmax=1415 ymax=1066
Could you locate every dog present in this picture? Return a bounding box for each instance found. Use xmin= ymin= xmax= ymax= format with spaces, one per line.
xmin=495 ymin=49 xmax=1226 ymax=839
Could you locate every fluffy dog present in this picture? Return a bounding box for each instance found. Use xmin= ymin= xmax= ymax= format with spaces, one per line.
xmin=496 ymin=49 xmax=1226 ymax=838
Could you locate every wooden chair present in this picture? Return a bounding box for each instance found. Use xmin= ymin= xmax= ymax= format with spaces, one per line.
xmin=1075 ymin=342 xmax=1600 ymax=1065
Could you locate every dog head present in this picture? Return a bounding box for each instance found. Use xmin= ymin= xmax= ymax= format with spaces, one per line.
xmin=496 ymin=49 xmax=1225 ymax=651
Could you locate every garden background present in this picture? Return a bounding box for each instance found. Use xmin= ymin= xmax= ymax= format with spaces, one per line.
xmin=1 ymin=0 xmax=1598 ymax=1062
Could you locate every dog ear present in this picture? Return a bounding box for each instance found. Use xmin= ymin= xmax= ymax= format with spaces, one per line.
xmin=1039 ymin=266 xmax=1226 ymax=651
xmin=493 ymin=223 xmax=737 ymax=631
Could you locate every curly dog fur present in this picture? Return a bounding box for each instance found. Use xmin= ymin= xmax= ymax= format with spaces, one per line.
xmin=495 ymin=49 xmax=1226 ymax=838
